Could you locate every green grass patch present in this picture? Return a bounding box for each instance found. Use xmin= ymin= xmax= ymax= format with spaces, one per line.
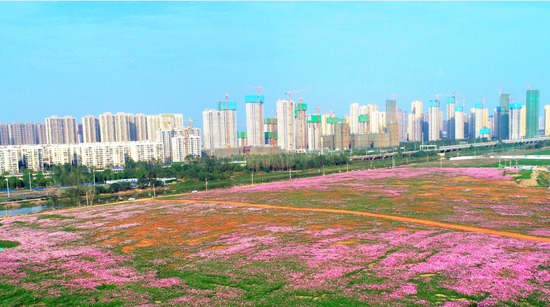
xmin=95 ymin=284 xmax=117 ymax=291
xmin=63 ymin=227 xmax=78 ymax=232
xmin=536 ymin=171 xmax=549 ymax=187
xmin=527 ymin=149 xmax=550 ymax=155
xmin=37 ymin=214 xmax=75 ymax=220
xmin=0 ymin=240 xmax=20 ymax=248
xmin=516 ymin=170 xmax=533 ymax=180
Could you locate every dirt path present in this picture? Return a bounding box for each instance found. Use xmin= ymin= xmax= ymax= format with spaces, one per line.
xmin=156 ymin=199 xmax=550 ymax=243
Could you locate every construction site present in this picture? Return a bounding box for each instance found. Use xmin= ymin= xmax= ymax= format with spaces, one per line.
xmin=203 ymin=90 xmax=401 ymax=157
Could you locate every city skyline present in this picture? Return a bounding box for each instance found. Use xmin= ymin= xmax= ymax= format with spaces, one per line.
xmin=1 ymin=2 xmax=548 ymax=127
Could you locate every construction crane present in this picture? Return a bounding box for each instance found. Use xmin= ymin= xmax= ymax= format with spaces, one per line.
xmin=498 ymin=85 xmax=502 ymax=96
xmin=245 ymin=85 xmax=264 ymax=146
xmin=316 ymin=106 xmax=329 ymax=150
xmin=526 ymin=84 xmax=530 ymax=90
xmin=284 ymin=89 xmax=310 ymax=153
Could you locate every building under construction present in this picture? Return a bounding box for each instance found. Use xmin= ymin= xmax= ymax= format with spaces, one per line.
xmin=245 ymin=95 xmax=264 ymax=146
xmin=202 ymin=101 xmax=237 ymax=156
xmin=307 ymin=115 xmax=322 ymax=150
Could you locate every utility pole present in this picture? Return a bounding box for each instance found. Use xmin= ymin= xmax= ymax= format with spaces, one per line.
xmin=153 ymin=183 xmax=156 ymax=199
xmin=289 ymin=168 xmax=292 ymax=180
xmin=323 ymin=164 xmax=325 ymax=175
xmin=29 ymin=173 xmax=32 ymax=191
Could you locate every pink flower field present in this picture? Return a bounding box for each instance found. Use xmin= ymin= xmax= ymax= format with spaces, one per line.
xmin=1 ymin=167 xmax=549 ymax=306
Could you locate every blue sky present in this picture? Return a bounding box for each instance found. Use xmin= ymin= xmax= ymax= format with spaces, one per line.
xmin=0 ymin=2 xmax=548 ymax=128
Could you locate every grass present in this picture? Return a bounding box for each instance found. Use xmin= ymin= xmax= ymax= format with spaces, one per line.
xmin=483 ymin=159 xmax=550 ymax=167
xmin=516 ymin=170 xmax=533 ymax=181
xmin=37 ymin=214 xmax=75 ymax=220
xmin=0 ymin=240 xmax=20 ymax=248
xmin=527 ymin=149 xmax=550 ymax=155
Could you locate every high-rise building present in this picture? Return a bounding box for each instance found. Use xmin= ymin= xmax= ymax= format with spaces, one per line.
xmin=45 ymin=115 xmax=77 ymax=145
xmin=544 ymin=105 xmax=550 ymax=136
xmin=264 ymin=118 xmax=278 ymax=147
xmin=350 ymin=103 xmax=359 ymax=134
xmin=0 ymin=147 xmax=20 ymax=174
xmin=99 ymin=112 xmax=117 ymax=143
xmin=521 ymin=105 xmax=527 ymax=138
xmin=20 ymin=145 xmax=45 ymax=171
xmin=0 ymin=124 xmax=10 ymax=145
xmin=307 ymin=115 xmax=322 ymax=150
xmin=428 ymin=100 xmax=440 ymax=141
xmin=82 ymin=115 xmax=100 ymax=143
xmin=294 ymin=101 xmax=308 ymax=150
xmin=473 ymin=104 xmax=484 ymax=138
xmin=499 ymin=93 xmax=510 ymax=140
xmin=409 ymin=100 xmax=423 ymax=142
xmin=245 ymin=95 xmax=264 ymax=146
xmin=156 ymin=127 xmax=200 ymax=161
xmin=146 ymin=114 xmax=184 ymax=141
xmin=526 ymin=90 xmax=540 ymax=138
xmin=446 ymin=97 xmax=456 ymax=139
xmin=276 ymin=99 xmax=294 ymax=151
xmin=422 ymin=112 xmax=430 ymax=142
xmin=386 ymin=99 xmax=398 ymax=145
xmin=493 ymin=107 xmax=501 ymax=140
xmin=510 ymin=103 xmax=523 ymax=140
xmin=454 ymin=106 xmax=464 ymax=139
xmin=321 ymin=114 xmax=336 ymax=136
xmin=202 ymin=102 xmax=237 ymax=156
xmin=397 ymin=109 xmax=407 ymax=142
xmin=135 ymin=114 xmax=148 ymax=141
xmin=172 ymin=135 xmax=201 ymax=162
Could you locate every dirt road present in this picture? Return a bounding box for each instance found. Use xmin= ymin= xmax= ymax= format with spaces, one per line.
xmin=157 ymin=199 xmax=550 ymax=243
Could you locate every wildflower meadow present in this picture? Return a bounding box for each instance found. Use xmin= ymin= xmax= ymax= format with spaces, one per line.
xmin=1 ymin=167 xmax=549 ymax=306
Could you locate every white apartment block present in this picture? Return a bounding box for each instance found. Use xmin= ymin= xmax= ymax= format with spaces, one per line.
xmin=47 ymin=141 xmax=164 ymax=169
xmin=428 ymin=101 xmax=440 ymax=141
xmin=147 ymin=114 xmax=184 ymax=141
xmin=0 ymin=147 xmax=20 ymax=174
xmin=20 ymin=145 xmax=45 ymax=171
xmin=99 ymin=112 xmax=117 ymax=142
xmin=156 ymin=127 xmax=201 ymax=161
xmin=203 ymin=107 xmax=237 ymax=155
xmin=82 ymin=115 xmax=100 ymax=143
xmin=321 ymin=114 xmax=335 ymax=135
xmin=45 ymin=116 xmax=77 ymax=145
xmin=135 ymin=114 xmax=148 ymax=141
xmin=245 ymin=96 xmax=264 ymax=146
xmin=172 ymin=135 xmax=201 ymax=162
xmin=454 ymin=106 xmax=464 ymax=140
xmin=276 ymin=99 xmax=295 ymax=150
xmin=350 ymin=103 xmax=359 ymax=134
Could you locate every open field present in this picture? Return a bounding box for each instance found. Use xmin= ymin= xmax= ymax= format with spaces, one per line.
xmin=1 ymin=167 xmax=550 ymax=306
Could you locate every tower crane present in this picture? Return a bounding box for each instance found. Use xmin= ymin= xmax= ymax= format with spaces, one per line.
xmin=284 ymin=88 xmax=310 ymax=153
xmin=244 ymin=85 xmax=264 ymax=146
